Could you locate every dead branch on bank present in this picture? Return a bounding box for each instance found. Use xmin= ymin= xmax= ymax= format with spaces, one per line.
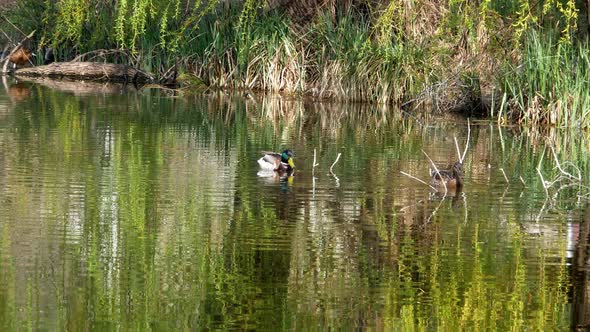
xmin=71 ymin=49 xmax=137 ymax=64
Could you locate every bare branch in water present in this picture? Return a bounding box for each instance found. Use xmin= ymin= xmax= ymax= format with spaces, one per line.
xmin=548 ymin=143 xmax=581 ymax=181
xmin=461 ymin=118 xmax=471 ymax=162
xmin=329 ymin=153 xmax=341 ymax=174
xmin=422 ymin=150 xmax=447 ymax=196
xmin=519 ymin=176 xmax=526 ymax=188
xmin=454 ymin=137 xmax=462 ymax=163
xmin=400 ymin=171 xmax=437 ymax=190
xmin=500 ymin=168 xmax=509 ymax=184
xmin=313 ymin=148 xmax=319 ymax=168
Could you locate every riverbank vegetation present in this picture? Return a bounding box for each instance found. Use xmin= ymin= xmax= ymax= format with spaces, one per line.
xmin=1 ymin=0 xmax=589 ymax=126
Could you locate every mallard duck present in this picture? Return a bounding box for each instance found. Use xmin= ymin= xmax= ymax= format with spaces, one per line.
xmin=430 ymin=161 xmax=463 ymax=189
xmin=258 ymin=149 xmax=295 ymax=172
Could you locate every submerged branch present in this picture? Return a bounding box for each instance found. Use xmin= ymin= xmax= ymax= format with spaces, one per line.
xmin=401 ymin=171 xmax=437 ymax=191
xmin=548 ymin=143 xmax=581 ymax=181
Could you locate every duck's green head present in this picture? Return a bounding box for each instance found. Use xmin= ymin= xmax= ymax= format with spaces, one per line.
xmin=281 ymin=149 xmax=295 ymax=168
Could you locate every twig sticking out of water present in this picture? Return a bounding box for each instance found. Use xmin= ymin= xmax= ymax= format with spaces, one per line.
xmin=423 ymin=150 xmax=447 ymax=196
xmin=500 ymin=168 xmax=509 ymax=184
xmin=313 ymin=149 xmax=319 ymax=168
xmin=454 ymin=137 xmax=462 ymax=163
xmin=451 ymin=118 xmax=471 ymax=164
xmin=519 ymin=176 xmax=526 ymax=188
xmin=328 ymin=153 xmax=342 ymax=188
xmin=312 ymin=148 xmax=318 ymax=196
xmin=462 ymin=118 xmax=471 ymax=162
xmin=329 ymin=153 xmax=341 ymax=174
xmin=400 ymin=171 xmax=437 ymax=191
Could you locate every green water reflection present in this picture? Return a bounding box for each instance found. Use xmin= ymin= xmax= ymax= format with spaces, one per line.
xmin=0 ymin=80 xmax=584 ymax=330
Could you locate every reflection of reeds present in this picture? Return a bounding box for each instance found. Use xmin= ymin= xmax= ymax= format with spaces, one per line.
xmin=244 ymin=94 xmax=402 ymax=136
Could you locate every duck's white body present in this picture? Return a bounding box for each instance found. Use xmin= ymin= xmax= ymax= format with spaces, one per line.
xmin=257 ymin=157 xmax=279 ymax=171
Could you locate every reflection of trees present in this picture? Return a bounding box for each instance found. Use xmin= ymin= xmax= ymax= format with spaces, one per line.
xmin=0 ymin=88 xmax=580 ymax=329
xmin=573 ymin=209 xmax=590 ymax=330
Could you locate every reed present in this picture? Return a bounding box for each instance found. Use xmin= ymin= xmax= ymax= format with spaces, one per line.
xmin=501 ymin=32 xmax=590 ymax=127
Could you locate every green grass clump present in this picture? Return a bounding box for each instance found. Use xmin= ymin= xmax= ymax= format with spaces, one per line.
xmin=500 ymin=32 xmax=590 ymax=127
xmin=189 ymin=9 xmax=424 ymax=104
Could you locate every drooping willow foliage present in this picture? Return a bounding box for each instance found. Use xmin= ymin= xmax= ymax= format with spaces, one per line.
xmin=5 ymin=0 xmax=579 ymax=53
xmin=54 ymin=0 xmax=226 ymax=52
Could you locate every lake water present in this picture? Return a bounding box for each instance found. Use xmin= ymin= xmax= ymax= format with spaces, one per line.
xmin=0 ymin=78 xmax=588 ymax=330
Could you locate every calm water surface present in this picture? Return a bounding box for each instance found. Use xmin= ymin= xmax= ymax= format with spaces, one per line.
xmin=0 ymin=79 xmax=588 ymax=330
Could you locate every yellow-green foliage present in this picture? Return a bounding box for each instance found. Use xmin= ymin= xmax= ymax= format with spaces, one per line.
xmin=112 ymin=0 xmax=221 ymax=51
xmin=54 ymin=0 xmax=88 ymax=47
xmin=513 ymin=0 xmax=538 ymax=46
xmin=115 ymin=0 xmax=129 ymax=48
xmin=373 ymin=1 xmax=402 ymax=44
xmin=543 ymin=0 xmax=578 ymax=44
xmin=237 ymin=0 xmax=265 ymax=65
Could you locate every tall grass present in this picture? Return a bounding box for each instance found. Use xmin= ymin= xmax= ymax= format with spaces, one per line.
xmin=190 ymin=9 xmax=424 ymax=103
xmin=500 ymin=32 xmax=590 ymax=127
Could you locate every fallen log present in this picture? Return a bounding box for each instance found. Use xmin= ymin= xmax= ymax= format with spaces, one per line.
xmin=13 ymin=76 xmax=138 ymax=96
xmin=14 ymin=61 xmax=154 ymax=84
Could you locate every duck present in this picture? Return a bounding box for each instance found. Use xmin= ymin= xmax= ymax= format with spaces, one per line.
xmin=258 ymin=149 xmax=295 ymax=172
xmin=9 ymin=46 xmax=33 ymax=68
xmin=430 ymin=161 xmax=463 ymax=189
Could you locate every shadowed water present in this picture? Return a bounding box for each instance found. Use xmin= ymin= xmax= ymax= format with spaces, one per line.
xmin=0 ymin=79 xmax=587 ymax=330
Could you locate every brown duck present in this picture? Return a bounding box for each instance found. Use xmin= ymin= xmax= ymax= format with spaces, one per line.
xmin=430 ymin=161 xmax=463 ymax=189
xmin=8 ymin=46 xmax=33 ymax=67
